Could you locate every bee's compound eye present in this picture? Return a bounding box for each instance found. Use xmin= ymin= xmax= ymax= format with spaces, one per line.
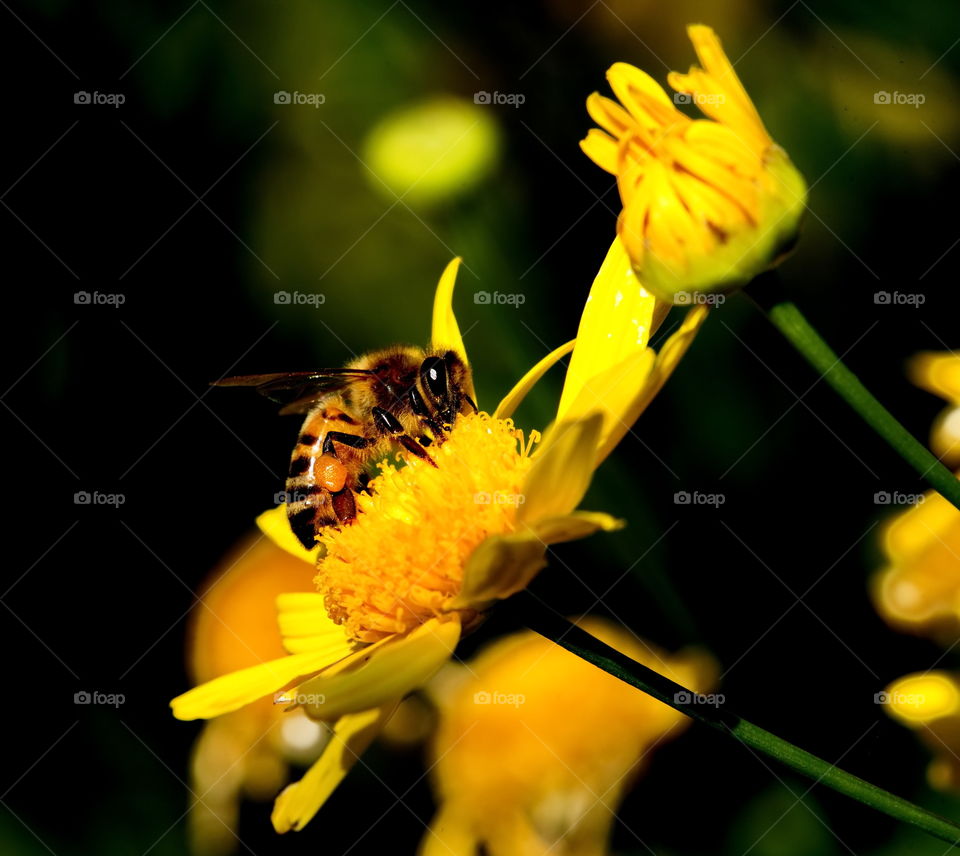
xmin=317 ymin=455 xmax=348 ymax=493
xmin=420 ymin=356 xmax=448 ymax=401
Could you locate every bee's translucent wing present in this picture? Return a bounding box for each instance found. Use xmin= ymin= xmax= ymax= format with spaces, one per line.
xmin=213 ymin=369 xmax=373 ymax=413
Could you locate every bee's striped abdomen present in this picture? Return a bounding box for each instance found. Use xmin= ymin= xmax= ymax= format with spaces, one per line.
xmin=285 ymin=407 xmax=362 ymax=548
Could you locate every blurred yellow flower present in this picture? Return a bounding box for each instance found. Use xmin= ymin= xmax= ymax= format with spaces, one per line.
xmin=883 ymin=673 xmax=960 ymax=790
xmin=184 ymin=534 xmax=323 ymax=856
xmin=362 ymin=96 xmax=501 ymax=208
xmin=909 ymin=351 xmax=960 ymax=468
xmin=421 ymin=618 xmax=717 ymax=855
xmin=871 ymin=352 xmax=960 ymax=640
xmin=874 ymin=353 xmax=960 ymax=792
xmin=172 ymin=241 xmax=706 ymax=833
xmin=581 ymin=24 xmax=807 ymax=303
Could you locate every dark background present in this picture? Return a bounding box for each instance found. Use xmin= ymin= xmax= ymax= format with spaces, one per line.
xmin=4 ymin=0 xmax=960 ymax=853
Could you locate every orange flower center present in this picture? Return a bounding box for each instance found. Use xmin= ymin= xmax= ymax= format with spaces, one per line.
xmin=315 ymin=412 xmax=537 ymax=643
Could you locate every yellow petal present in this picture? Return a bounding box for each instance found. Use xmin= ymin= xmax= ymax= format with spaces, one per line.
xmin=256 ymin=505 xmax=320 ymax=564
xmin=908 ymin=352 xmax=960 ymax=405
xmin=607 ymin=61 xmax=677 ymax=129
xmin=296 ymin=617 xmax=461 ymax=721
xmin=532 ymin=510 xmax=624 ymax=543
xmin=449 ymin=510 xmax=620 ymax=611
xmin=580 ymin=128 xmax=620 ymax=175
xmin=882 ymin=489 xmax=954 ymax=563
xmin=593 ymin=305 xmax=708 ymax=466
xmin=419 ymin=806 xmax=478 ymax=856
xmin=684 ymin=25 xmax=765 ymax=135
xmin=431 ymin=257 xmax=469 ymax=368
xmin=170 ymin=649 xmax=346 ymax=721
xmin=451 ymin=512 xmax=620 ymax=610
xmin=276 ymin=592 xmax=359 ymax=657
xmin=562 ymin=347 xmax=656 ymax=468
xmin=557 ymin=237 xmax=669 ymax=423
xmin=452 ymin=529 xmax=547 ymax=607
xmin=884 ymin=673 xmax=960 ymax=726
xmin=272 ymin=702 xmax=398 ymax=833
xmin=520 ymin=412 xmax=604 ymax=523
xmin=493 ymin=339 xmax=575 ymax=420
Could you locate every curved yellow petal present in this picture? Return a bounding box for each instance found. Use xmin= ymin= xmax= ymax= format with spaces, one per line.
xmin=884 ymin=672 xmax=960 ymax=726
xmin=532 ymin=510 xmax=624 ymax=544
xmin=276 ymin=592 xmax=359 ymax=657
xmin=520 ymin=412 xmax=604 ymax=523
xmin=493 ymin=339 xmax=575 ymax=420
xmin=607 ymin=61 xmax=676 ymax=126
xmin=431 ymin=257 xmax=469 ymax=367
xmin=296 ymin=617 xmax=461 ymax=721
xmin=881 ymin=489 xmax=954 ymax=563
xmin=272 ymin=702 xmax=398 ymax=833
xmin=557 ymin=237 xmax=669 ymax=423
xmin=256 ymin=505 xmax=320 ymax=565
xmin=562 ymin=348 xmax=656 ymax=466
xmin=171 ymin=649 xmax=347 ymax=721
xmin=594 ymin=304 xmax=708 ymax=466
xmin=452 ymin=510 xmax=622 ymax=608
xmin=579 ymin=127 xmax=620 ymax=175
xmin=452 ymin=529 xmax=547 ymax=607
xmin=909 ymin=352 xmax=960 ymax=405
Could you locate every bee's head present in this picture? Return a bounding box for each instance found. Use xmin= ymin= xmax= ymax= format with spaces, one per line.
xmin=419 ymin=351 xmax=474 ymax=426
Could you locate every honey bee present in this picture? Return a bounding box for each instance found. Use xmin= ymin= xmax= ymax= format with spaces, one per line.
xmin=216 ymin=347 xmax=476 ymax=549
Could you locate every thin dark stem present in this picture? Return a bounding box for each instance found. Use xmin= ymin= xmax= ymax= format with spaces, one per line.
xmin=511 ymin=590 xmax=960 ymax=847
xmin=746 ymin=273 xmax=960 ymax=512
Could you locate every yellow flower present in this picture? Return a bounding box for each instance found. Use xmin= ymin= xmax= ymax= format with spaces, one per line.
xmin=183 ymin=534 xmax=326 ymax=856
xmin=362 ymin=96 xmax=501 ymax=208
xmin=882 ymin=673 xmax=960 ymax=790
xmin=908 ymin=351 xmax=960 ymax=468
xmin=874 ymin=354 xmax=960 ymax=792
xmin=581 ymin=24 xmax=807 ymax=303
xmin=421 ymin=618 xmax=717 ymax=855
xmin=171 ymin=241 xmax=707 ymax=833
xmin=871 ymin=352 xmax=960 ymax=640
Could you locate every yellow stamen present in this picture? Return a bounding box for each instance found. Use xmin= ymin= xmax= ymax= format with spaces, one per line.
xmin=316 ymin=412 xmax=537 ymax=643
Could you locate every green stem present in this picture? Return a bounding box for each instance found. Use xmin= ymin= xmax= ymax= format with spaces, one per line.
xmin=512 ymin=591 xmax=960 ymax=847
xmin=747 ymin=275 xmax=960 ymax=512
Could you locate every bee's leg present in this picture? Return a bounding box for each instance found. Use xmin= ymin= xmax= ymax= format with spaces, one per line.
xmin=462 ymin=393 xmax=478 ymax=413
xmin=408 ymin=387 xmax=447 ymax=442
xmin=321 ymin=431 xmax=371 ymax=457
xmin=372 ymin=407 xmax=437 ymax=466
xmin=331 ymin=486 xmax=357 ymax=524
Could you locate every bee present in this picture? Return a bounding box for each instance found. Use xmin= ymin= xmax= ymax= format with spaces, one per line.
xmin=216 ymin=346 xmax=476 ymax=549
